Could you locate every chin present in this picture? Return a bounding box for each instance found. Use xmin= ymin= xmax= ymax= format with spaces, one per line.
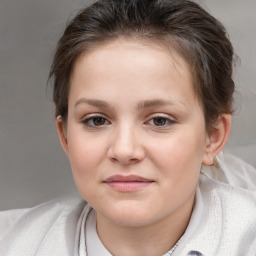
xmin=99 ymin=202 xmax=159 ymax=227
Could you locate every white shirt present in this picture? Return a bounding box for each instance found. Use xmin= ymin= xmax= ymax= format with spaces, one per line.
xmin=80 ymin=208 xmax=112 ymax=256
xmin=79 ymin=207 xmax=182 ymax=256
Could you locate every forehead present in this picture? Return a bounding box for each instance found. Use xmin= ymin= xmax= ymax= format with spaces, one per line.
xmin=70 ymin=39 xmax=197 ymax=105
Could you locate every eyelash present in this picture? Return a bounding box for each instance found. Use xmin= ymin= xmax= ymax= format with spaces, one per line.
xmin=81 ymin=114 xmax=175 ymax=128
xmin=82 ymin=115 xmax=110 ymax=127
xmin=146 ymin=115 xmax=175 ymax=127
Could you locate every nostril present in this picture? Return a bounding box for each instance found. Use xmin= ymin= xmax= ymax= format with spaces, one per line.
xmin=187 ymin=251 xmax=204 ymax=256
xmin=110 ymin=157 xmax=118 ymax=163
xmin=110 ymin=157 xmax=139 ymax=165
xmin=127 ymin=158 xmax=140 ymax=164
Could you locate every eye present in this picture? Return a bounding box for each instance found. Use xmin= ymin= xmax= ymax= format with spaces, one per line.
xmin=82 ymin=115 xmax=110 ymax=127
xmin=147 ymin=116 xmax=174 ymax=127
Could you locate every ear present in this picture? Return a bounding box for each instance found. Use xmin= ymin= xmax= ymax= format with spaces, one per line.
xmin=56 ymin=115 xmax=69 ymax=156
xmin=202 ymin=114 xmax=231 ymax=166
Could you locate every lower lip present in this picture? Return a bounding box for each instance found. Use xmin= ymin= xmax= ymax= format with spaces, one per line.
xmin=104 ymin=181 xmax=153 ymax=192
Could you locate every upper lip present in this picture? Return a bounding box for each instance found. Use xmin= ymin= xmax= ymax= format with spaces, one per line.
xmin=104 ymin=175 xmax=153 ymax=182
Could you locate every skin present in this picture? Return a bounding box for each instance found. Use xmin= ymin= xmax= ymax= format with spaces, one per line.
xmin=57 ymin=39 xmax=231 ymax=256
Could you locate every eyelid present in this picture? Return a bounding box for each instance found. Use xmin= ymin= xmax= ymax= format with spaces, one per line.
xmin=145 ymin=113 xmax=176 ymax=127
xmin=81 ymin=113 xmax=111 ymax=127
xmin=146 ymin=113 xmax=175 ymax=121
xmin=81 ymin=112 xmax=107 ymax=119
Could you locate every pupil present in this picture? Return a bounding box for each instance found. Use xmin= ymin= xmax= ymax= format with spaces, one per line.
xmin=93 ymin=117 xmax=105 ymax=126
xmin=154 ymin=117 xmax=166 ymax=126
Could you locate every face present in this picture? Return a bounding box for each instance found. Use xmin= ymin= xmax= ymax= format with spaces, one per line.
xmin=59 ymin=39 xmax=211 ymax=228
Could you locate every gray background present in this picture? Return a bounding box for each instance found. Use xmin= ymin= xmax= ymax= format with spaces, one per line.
xmin=0 ymin=0 xmax=255 ymax=210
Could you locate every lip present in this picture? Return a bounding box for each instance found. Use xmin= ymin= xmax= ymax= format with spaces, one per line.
xmin=104 ymin=175 xmax=152 ymax=182
xmin=103 ymin=175 xmax=154 ymax=192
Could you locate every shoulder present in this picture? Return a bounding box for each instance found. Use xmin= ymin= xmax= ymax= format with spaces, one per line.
xmin=201 ymin=151 xmax=256 ymax=191
xmin=0 ymin=196 xmax=86 ymax=243
xmin=199 ymin=171 xmax=256 ymax=222
xmin=199 ymin=173 xmax=256 ymax=208
xmin=176 ymin=174 xmax=256 ymax=255
xmin=0 ymin=209 xmax=28 ymax=239
xmin=187 ymin=174 xmax=256 ymax=255
xmin=0 ymin=196 xmax=88 ymax=255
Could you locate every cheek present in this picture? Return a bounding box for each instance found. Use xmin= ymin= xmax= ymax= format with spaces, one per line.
xmin=149 ymin=131 xmax=205 ymax=186
xmin=67 ymin=136 xmax=106 ymax=202
xmin=67 ymin=130 xmax=106 ymax=182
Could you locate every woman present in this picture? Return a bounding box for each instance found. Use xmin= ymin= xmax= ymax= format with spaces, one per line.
xmin=1 ymin=0 xmax=256 ymax=255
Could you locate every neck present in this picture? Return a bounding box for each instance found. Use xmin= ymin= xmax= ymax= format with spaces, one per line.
xmin=96 ymin=193 xmax=195 ymax=256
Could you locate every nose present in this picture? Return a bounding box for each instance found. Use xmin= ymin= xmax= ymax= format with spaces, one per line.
xmin=107 ymin=124 xmax=145 ymax=165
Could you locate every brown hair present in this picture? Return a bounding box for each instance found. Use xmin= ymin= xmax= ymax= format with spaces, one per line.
xmin=49 ymin=0 xmax=235 ymax=132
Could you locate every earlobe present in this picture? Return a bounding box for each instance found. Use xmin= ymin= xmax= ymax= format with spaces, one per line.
xmin=202 ymin=114 xmax=231 ymax=166
xmin=56 ymin=115 xmax=69 ymax=156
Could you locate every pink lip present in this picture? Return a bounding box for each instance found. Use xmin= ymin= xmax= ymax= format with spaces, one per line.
xmin=104 ymin=175 xmax=154 ymax=192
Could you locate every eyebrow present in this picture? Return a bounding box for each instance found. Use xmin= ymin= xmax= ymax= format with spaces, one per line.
xmin=74 ymin=98 xmax=188 ymax=109
xmin=137 ymin=99 xmax=186 ymax=109
xmin=74 ymin=98 xmax=113 ymax=108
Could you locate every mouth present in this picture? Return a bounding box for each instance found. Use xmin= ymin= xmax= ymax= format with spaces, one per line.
xmin=103 ymin=175 xmax=154 ymax=192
